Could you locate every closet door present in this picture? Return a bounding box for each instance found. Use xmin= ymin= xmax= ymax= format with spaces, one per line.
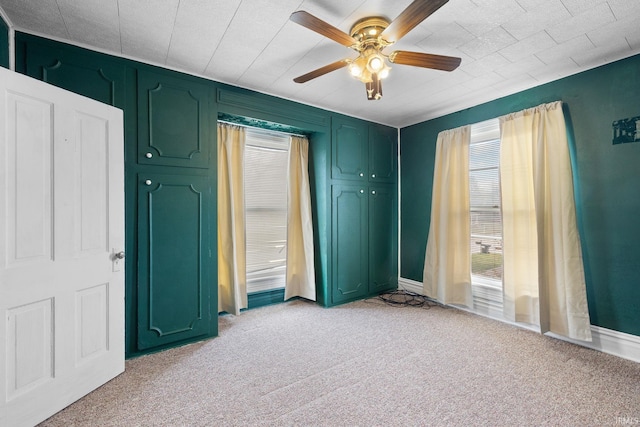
xmin=137 ymin=70 xmax=211 ymax=169
xmin=369 ymin=184 xmax=398 ymax=293
xmin=368 ymin=124 xmax=397 ymax=183
xmin=137 ymin=173 xmax=213 ymax=350
xmin=331 ymin=116 xmax=367 ymax=182
xmin=331 ymin=184 xmax=369 ymax=304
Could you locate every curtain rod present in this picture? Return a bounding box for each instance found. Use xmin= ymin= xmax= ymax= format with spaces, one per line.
xmin=217 ymin=119 xmax=308 ymax=139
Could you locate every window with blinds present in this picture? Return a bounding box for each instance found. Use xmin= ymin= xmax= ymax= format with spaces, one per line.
xmin=469 ymin=119 xmax=502 ymax=287
xmin=244 ymin=128 xmax=290 ymax=293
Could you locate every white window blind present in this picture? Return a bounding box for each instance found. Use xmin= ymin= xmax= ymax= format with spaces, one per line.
xmin=469 ymin=119 xmax=502 ymax=287
xmin=244 ymin=128 xmax=290 ymax=293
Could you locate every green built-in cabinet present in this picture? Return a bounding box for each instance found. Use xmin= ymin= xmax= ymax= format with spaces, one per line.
xmin=16 ymin=34 xmax=217 ymax=357
xmin=330 ymin=117 xmax=398 ymax=305
xmin=135 ymin=70 xmax=216 ymax=352
xmin=332 ymin=118 xmax=397 ymax=183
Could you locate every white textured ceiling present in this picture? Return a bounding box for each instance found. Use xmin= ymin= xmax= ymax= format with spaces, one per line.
xmin=1 ymin=0 xmax=639 ymax=127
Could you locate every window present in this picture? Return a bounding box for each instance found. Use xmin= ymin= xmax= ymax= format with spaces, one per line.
xmin=244 ymin=128 xmax=290 ymax=293
xmin=469 ymin=119 xmax=502 ymax=288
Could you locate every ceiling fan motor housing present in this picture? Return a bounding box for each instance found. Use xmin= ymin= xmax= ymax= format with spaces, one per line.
xmin=349 ymin=17 xmax=392 ymax=50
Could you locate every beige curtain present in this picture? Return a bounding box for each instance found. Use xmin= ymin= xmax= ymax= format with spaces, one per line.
xmin=285 ymin=135 xmax=316 ymax=301
xmin=217 ymin=123 xmax=247 ymax=315
xmin=500 ymin=101 xmax=592 ymax=341
xmin=423 ymin=126 xmax=473 ymax=307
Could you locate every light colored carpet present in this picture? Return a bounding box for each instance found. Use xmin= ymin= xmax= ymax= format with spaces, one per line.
xmin=40 ymin=298 xmax=639 ymax=426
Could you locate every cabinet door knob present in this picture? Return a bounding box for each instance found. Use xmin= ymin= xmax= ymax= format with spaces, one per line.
xmin=145 ymin=152 xmax=153 ymax=158
xmin=371 ymin=174 xmax=376 ymax=178
xmin=371 ymin=190 xmax=376 ymax=195
xmin=360 ymin=189 xmax=364 ymax=194
xmin=145 ymin=179 xmax=152 ymax=186
xmin=359 ymin=172 xmax=364 ymax=177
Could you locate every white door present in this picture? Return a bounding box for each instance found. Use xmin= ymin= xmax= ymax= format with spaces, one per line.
xmin=0 ymin=67 xmax=125 ymax=426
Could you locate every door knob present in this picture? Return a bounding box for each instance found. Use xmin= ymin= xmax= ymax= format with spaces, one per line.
xmin=114 ymin=251 xmax=125 ymax=260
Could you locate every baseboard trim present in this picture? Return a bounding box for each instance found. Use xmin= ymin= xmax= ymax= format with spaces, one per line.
xmin=547 ymin=327 xmax=640 ymax=364
xmin=398 ymin=277 xmax=640 ymax=363
xmin=247 ymin=288 xmax=285 ymax=310
xmin=398 ymin=277 xmax=423 ymax=294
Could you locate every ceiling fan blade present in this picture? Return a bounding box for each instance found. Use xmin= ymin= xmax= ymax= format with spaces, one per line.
xmin=381 ymin=0 xmax=449 ymax=43
xmin=290 ymin=11 xmax=357 ymax=47
xmin=293 ymin=59 xmax=350 ymax=83
xmin=389 ymin=50 xmax=461 ymax=71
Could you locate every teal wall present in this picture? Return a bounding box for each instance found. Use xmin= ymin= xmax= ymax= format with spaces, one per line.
xmin=0 ymin=15 xmax=9 ymax=68
xmin=400 ymin=54 xmax=640 ymax=337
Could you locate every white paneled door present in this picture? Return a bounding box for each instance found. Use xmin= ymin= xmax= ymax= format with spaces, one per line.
xmin=0 ymin=67 xmax=125 ymax=426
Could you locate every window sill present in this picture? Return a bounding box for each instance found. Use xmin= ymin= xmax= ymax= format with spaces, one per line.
xmin=471 ymin=275 xmax=502 ymax=290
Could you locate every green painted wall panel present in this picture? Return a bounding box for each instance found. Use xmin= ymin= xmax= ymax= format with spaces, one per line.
xmin=400 ymin=53 xmax=640 ymax=336
xmin=308 ymin=131 xmax=331 ymax=307
xmin=0 ymin=16 xmax=9 ymax=69
xmin=217 ymin=85 xmax=330 ymax=132
xmin=20 ymin=42 xmax=125 ymax=107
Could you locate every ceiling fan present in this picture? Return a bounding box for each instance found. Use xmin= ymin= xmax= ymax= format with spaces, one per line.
xmin=290 ymin=0 xmax=461 ymax=100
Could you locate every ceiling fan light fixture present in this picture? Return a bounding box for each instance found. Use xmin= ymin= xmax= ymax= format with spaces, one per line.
xmin=367 ymin=54 xmax=384 ymax=72
xmin=349 ymin=55 xmax=368 ymax=78
xmin=351 ymin=59 xmax=376 ymax=84
xmin=361 ymin=68 xmax=374 ymax=83
xmin=289 ymin=2 xmax=462 ymax=100
xmin=349 ymin=62 xmax=363 ymax=77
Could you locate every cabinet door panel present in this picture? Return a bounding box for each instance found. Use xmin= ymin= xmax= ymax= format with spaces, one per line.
xmin=369 ymin=124 xmax=397 ymax=183
xmin=332 ymin=117 xmax=367 ymax=181
xmin=138 ymin=70 xmax=211 ymax=168
xmin=23 ymin=43 xmax=125 ymax=108
xmin=137 ymin=173 xmax=212 ymax=350
xmin=332 ymin=185 xmax=368 ymax=304
xmin=369 ymin=185 xmax=398 ymax=293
